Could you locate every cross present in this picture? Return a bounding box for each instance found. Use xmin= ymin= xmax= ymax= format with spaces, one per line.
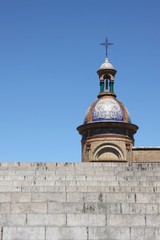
xmin=100 ymin=38 xmax=113 ymax=58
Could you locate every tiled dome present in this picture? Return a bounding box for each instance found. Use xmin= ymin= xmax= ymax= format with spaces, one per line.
xmin=84 ymin=95 xmax=131 ymax=124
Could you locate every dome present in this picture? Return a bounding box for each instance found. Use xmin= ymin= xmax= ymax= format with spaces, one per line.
xmin=84 ymin=95 xmax=131 ymax=124
xmin=100 ymin=58 xmax=114 ymax=70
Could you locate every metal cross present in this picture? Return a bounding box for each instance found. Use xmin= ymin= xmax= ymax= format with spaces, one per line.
xmin=100 ymin=38 xmax=113 ymax=58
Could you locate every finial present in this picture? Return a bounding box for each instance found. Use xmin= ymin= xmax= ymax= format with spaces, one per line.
xmin=100 ymin=37 xmax=113 ymax=58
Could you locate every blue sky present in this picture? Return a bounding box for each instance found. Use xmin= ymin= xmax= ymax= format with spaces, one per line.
xmin=0 ymin=0 xmax=160 ymax=162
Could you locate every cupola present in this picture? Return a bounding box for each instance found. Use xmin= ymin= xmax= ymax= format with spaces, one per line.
xmin=77 ymin=38 xmax=138 ymax=162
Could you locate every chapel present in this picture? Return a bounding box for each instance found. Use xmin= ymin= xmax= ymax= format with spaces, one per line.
xmin=77 ymin=38 xmax=160 ymax=162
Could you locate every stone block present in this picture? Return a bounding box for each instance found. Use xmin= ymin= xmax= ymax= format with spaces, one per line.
xmin=11 ymin=203 xmax=47 ymax=213
xmin=67 ymin=214 xmax=106 ymax=226
xmin=97 ymin=181 xmax=119 ymax=186
xmin=0 ymin=162 xmax=10 ymax=170
xmin=107 ymin=214 xmax=145 ymax=227
xmin=0 ymin=186 xmax=22 ymax=192
xmin=27 ymin=213 xmax=66 ymax=226
xmin=48 ymin=202 xmax=84 ymax=214
xmin=3 ymin=175 xmax=24 ymax=180
xmin=0 ymin=203 xmax=10 ymax=213
xmin=155 ymin=228 xmax=160 ymax=240
xmin=153 ymin=171 xmax=160 ymax=176
xmin=104 ymin=203 xmax=122 ymax=214
xmin=87 ymin=186 xmax=109 ymax=192
xmin=83 ymin=202 xmax=121 ymax=214
xmin=145 ymin=204 xmax=159 ymax=214
xmin=66 ymin=186 xmax=88 ymax=192
xmin=7 ymin=162 xmax=32 ymax=171
xmin=55 ymin=170 xmax=76 ymax=176
xmin=88 ymin=175 xmax=117 ymax=181
xmin=76 ymin=170 xmax=95 ymax=176
xmin=121 ymin=203 xmax=141 ymax=214
xmin=3 ymin=227 xmax=45 ymax=240
xmin=22 ymin=186 xmax=66 ymax=193
xmin=11 ymin=192 xmax=31 ymax=202
xmin=144 ymin=227 xmax=158 ymax=240
xmin=47 ymin=175 xmax=66 ymax=180
xmin=21 ymin=186 xmax=44 ymax=192
xmin=121 ymin=203 xmax=159 ymax=214
xmin=36 ymin=170 xmax=56 ymax=176
xmin=65 ymin=186 xmax=78 ymax=192
xmin=153 ymin=181 xmax=160 ymax=188
xmin=35 ymin=180 xmax=56 ymax=186
xmin=67 ymin=192 xmax=105 ymax=202
xmin=146 ymin=215 xmax=160 ymax=227
xmin=136 ymin=193 xmax=159 ymax=203
xmin=0 ymin=180 xmax=12 ymax=186
xmin=0 ymin=214 xmax=26 ymax=226
xmin=130 ymin=227 xmax=145 ymax=240
xmin=76 ymin=180 xmax=98 ymax=187
xmin=106 ymin=193 xmax=135 ymax=203
xmin=32 ymin=192 xmax=66 ymax=202
xmin=12 ymin=180 xmax=34 ymax=187
xmin=116 ymin=170 xmax=134 ymax=178
xmin=0 ymin=170 xmax=6 ymax=176
xmin=118 ymin=181 xmax=139 ymax=186
xmin=13 ymin=170 xmax=35 ymax=176
xmin=46 ymin=227 xmax=88 ymax=240
xmin=89 ymin=227 xmax=130 ymax=240
xmin=131 ymin=227 xmax=156 ymax=240
xmin=140 ymin=186 xmax=159 ymax=193
xmin=65 ymin=175 xmax=86 ymax=180
xmin=0 ymin=192 xmax=11 ymax=202
xmin=88 ymin=186 xmax=136 ymax=193
xmin=56 ymin=180 xmax=77 ymax=187
xmin=94 ymin=171 xmax=113 ymax=177
xmin=43 ymin=162 xmax=57 ymax=170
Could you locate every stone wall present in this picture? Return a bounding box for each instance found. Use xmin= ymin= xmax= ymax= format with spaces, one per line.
xmin=133 ymin=147 xmax=160 ymax=162
xmin=0 ymin=162 xmax=160 ymax=239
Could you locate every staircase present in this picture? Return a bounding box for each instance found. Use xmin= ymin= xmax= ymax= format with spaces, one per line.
xmin=0 ymin=162 xmax=160 ymax=240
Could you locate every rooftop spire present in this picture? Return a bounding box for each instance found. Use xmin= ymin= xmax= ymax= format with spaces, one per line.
xmin=100 ymin=37 xmax=113 ymax=58
xmin=98 ymin=38 xmax=116 ymax=95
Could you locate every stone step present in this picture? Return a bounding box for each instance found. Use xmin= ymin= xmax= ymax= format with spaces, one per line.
xmin=1 ymin=162 xmax=160 ymax=171
xmin=0 ymin=185 xmax=160 ymax=194
xmin=0 ymin=179 xmax=160 ymax=188
xmin=1 ymin=170 xmax=160 ymax=178
xmin=0 ymin=162 xmax=160 ymax=240
xmin=1 ymin=226 xmax=160 ymax=240
xmin=0 ymin=191 xmax=160 ymax=205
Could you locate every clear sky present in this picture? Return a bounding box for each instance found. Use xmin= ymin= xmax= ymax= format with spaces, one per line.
xmin=0 ymin=0 xmax=160 ymax=162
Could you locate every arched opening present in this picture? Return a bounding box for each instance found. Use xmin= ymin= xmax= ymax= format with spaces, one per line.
xmin=93 ymin=144 xmax=124 ymax=161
